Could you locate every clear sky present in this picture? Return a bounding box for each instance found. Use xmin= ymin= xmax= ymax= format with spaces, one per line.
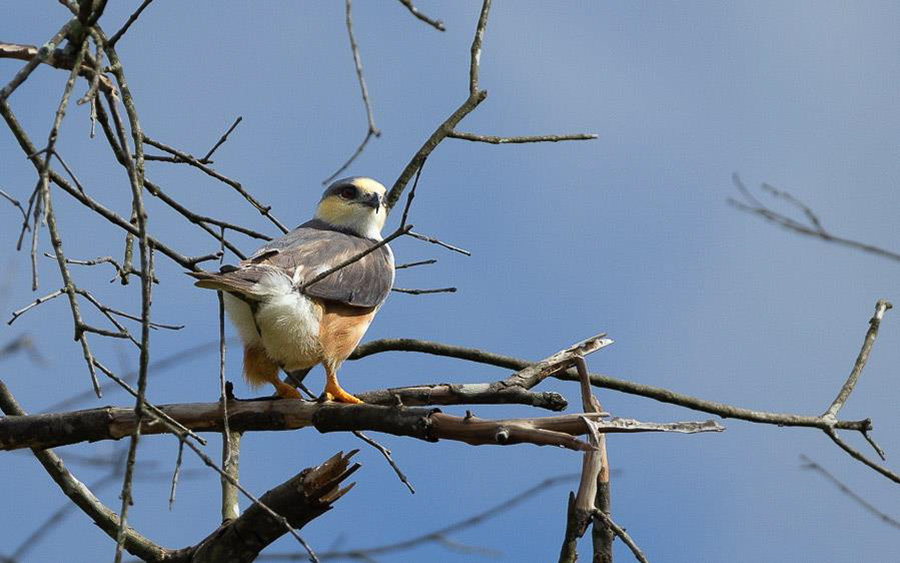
xmin=2 ymin=2 xmax=899 ymax=562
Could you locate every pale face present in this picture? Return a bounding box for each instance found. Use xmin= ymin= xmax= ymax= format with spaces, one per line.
xmin=315 ymin=177 xmax=388 ymax=239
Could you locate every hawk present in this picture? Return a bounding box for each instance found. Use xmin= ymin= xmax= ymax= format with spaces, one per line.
xmin=189 ymin=177 xmax=394 ymax=403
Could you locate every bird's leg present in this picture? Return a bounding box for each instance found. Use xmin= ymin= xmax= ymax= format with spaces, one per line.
xmin=272 ymin=378 xmax=302 ymax=399
xmin=323 ymin=362 xmax=362 ymax=404
xmin=244 ymin=344 xmax=301 ymax=399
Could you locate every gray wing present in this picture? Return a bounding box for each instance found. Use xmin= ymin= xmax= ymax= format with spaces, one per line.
xmin=242 ymin=219 xmax=394 ymax=308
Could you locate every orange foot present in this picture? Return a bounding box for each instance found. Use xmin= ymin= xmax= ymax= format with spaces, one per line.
xmin=273 ymin=381 xmax=302 ymax=399
xmin=323 ymin=381 xmax=363 ymax=404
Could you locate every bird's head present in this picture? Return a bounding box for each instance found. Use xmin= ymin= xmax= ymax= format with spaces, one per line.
xmin=315 ymin=177 xmax=388 ymax=240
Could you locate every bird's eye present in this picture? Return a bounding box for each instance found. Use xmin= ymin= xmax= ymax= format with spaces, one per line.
xmin=340 ymin=186 xmax=357 ymax=200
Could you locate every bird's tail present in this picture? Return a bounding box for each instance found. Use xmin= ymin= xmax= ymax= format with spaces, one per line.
xmin=187 ymin=267 xmax=267 ymax=297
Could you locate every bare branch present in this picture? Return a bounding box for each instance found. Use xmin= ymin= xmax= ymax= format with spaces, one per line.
xmin=593 ymin=510 xmax=650 ymax=563
xmin=0 ymin=381 xmax=175 ymax=563
xmin=352 ymin=431 xmax=415 ymax=494
xmin=730 ymin=174 xmax=900 ymax=263
xmin=503 ymin=333 xmax=613 ymax=390
xmin=394 ymin=258 xmax=437 ymax=270
xmin=800 ymin=454 xmax=900 ymax=530
xmin=142 ymin=134 xmax=289 ymax=233
xmin=0 ymin=187 xmax=28 ymax=223
xmin=108 ymin=0 xmax=156 ymax=46
xmin=0 ymin=397 xmax=723 ymax=452
xmin=322 ymin=0 xmax=381 ymax=185
xmin=262 ymin=474 xmax=581 ymax=561
xmin=201 ymin=116 xmax=243 ymax=162
xmin=218 ymin=292 xmax=240 ymax=522
xmin=825 ymin=428 xmax=900 ymax=485
xmin=300 ymin=225 xmax=412 ymax=293
xmin=190 ymin=451 xmax=359 ymax=563
xmin=8 ymin=288 xmax=65 ymax=325
xmin=448 ymin=130 xmax=597 ymax=144
xmin=385 ymin=0 xmax=491 ymax=210
xmin=392 ymin=286 xmax=457 ymax=295
xmin=396 ymin=0 xmax=445 ymax=31
xmin=407 ymin=230 xmax=471 ymax=255
xmin=0 ymin=22 xmax=75 ymax=101
xmin=824 ymin=299 xmax=891 ymax=419
xmin=355 ymin=380 xmax=568 ymax=411
xmin=469 ymin=0 xmax=491 ymax=96
xmin=350 ymin=337 xmax=873 ymax=432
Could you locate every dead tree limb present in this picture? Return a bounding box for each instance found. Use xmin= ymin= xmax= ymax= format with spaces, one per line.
xmin=189 ymin=451 xmax=359 ymax=563
xmin=0 ymin=395 xmax=723 ymax=452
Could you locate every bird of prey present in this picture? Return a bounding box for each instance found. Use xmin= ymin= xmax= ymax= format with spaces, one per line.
xmin=189 ymin=177 xmax=394 ymax=403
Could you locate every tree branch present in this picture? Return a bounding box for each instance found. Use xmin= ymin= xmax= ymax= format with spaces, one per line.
xmin=448 ymin=130 xmax=597 ymax=144
xmin=0 ymin=396 xmax=723 ymax=452
xmin=350 ymin=338 xmax=873 ymax=432
xmin=730 ymin=174 xmax=900 ymax=263
xmin=396 ymin=0 xmax=445 ymax=31
xmin=0 ymin=381 xmax=175 ymax=563
xmin=189 ymin=451 xmax=359 ymax=563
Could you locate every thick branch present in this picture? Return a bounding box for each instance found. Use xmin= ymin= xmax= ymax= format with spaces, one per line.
xmin=0 ymin=381 xmax=175 ymax=563
xmin=357 ymin=381 xmax=568 ymax=411
xmin=189 ymin=451 xmax=359 ymax=563
xmin=0 ymin=41 xmax=117 ymax=96
xmin=0 ymin=398 xmax=722 ymax=452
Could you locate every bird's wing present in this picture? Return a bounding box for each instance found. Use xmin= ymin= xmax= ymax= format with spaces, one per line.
xmin=190 ymin=220 xmax=394 ymax=308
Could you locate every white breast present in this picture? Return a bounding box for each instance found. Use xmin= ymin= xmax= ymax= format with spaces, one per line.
xmin=224 ymin=271 xmax=324 ymax=371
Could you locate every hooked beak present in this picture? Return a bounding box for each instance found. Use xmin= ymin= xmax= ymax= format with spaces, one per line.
xmin=362 ymin=192 xmax=381 ymax=211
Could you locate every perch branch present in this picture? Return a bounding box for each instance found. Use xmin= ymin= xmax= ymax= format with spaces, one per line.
xmin=0 ymin=398 xmax=723 ymax=452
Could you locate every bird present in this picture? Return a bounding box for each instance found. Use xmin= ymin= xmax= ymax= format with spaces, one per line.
xmin=188 ymin=177 xmax=394 ymax=403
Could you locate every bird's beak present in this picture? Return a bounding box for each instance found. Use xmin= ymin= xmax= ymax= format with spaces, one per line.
xmin=362 ymin=192 xmax=381 ymax=211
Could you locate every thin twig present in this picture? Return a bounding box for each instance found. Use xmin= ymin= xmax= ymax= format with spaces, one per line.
xmin=392 ymin=286 xmax=457 ymax=295
xmin=394 ymin=258 xmax=436 ymax=270
xmin=0 ymin=188 xmax=28 ymax=223
xmin=201 ymin=116 xmax=243 ymax=162
xmin=825 ymin=429 xmax=900 ymax=485
xmin=823 ymin=299 xmax=891 ymax=419
xmin=218 ymin=291 xmax=240 ymax=522
xmin=352 ymin=431 xmax=415 ymax=494
xmin=396 ymin=0 xmax=446 ymax=31
xmin=142 ymin=134 xmax=289 ymax=233
xmin=300 ymin=225 xmax=411 ymax=293
xmin=448 ymin=131 xmax=597 ymax=144
xmin=168 ymin=440 xmax=184 ymax=510
xmin=262 ymin=474 xmax=579 ymax=561
xmin=385 ymin=0 xmax=491 ymax=211
xmin=0 ymin=381 xmax=172 ymax=563
xmin=101 ymin=34 xmax=155 ymax=562
xmin=108 ymin=0 xmax=156 ymax=46
xmin=730 ymin=174 xmax=900 ymax=263
xmin=8 ymin=288 xmax=65 ymax=325
xmin=593 ymin=510 xmax=650 ymax=563
xmin=0 ymin=21 xmax=74 ymax=101
xmin=407 ymin=230 xmax=471 ymax=256
xmin=322 ymin=0 xmax=380 ymax=185
xmin=800 ymin=454 xmax=900 ymax=529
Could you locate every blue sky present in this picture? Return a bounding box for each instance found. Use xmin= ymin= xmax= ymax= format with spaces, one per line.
xmin=2 ymin=2 xmax=899 ymax=562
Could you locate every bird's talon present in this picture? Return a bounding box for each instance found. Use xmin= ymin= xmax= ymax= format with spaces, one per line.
xmin=323 ymin=384 xmax=363 ymax=404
